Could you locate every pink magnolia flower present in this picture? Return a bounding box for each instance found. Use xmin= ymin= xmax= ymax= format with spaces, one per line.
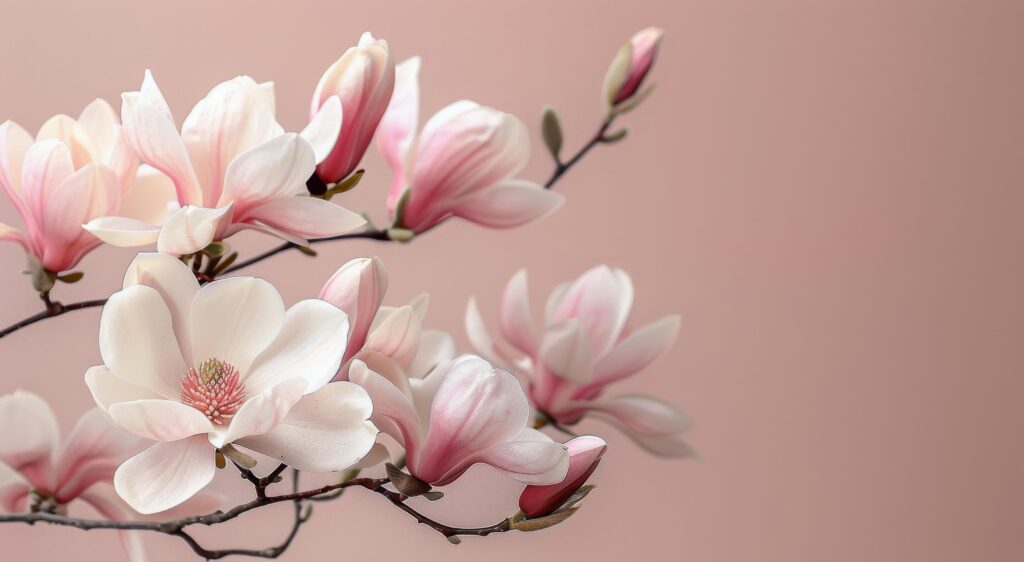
xmin=0 ymin=391 xmax=218 ymax=561
xmin=466 ymin=266 xmax=693 ymax=457
xmin=604 ymin=27 xmax=665 ymax=106
xmin=0 ymin=100 xmax=145 ymax=274
xmin=350 ymin=355 xmax=569 ymax=486
xmin=319 ymin=256 xmax=454 ymax=379
xmin=312 ymin=32 xmax=395 ymax=183
xmin=85 ymin=71 xmax=365 ymax=256
xmin=518 ymin=435 xmax=606 ymax=518
xmin=376 ymin=57 xmax=563 ymax=233
xmin=85 ymin=253 xmax=378 ymax=513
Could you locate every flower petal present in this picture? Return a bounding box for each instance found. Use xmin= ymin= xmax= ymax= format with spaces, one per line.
xmin=552 ymin=266 xmax=634 ymax=357
xmin=377 ymin=56 xmax=420 ymax=213
xmin=83 ymin=216 xmax=162 ymax=248
xmin=118 ymin=165 xmax=178 ymax=225
xmin=570 ymin=395 xmax=695 ymax=458
xmin=0 ymin=223 xmax=27 ymax=252
xmin=121 ymin=70 xmax=202 ymax=205
xmin=100 ymin=284 xmax=188 ymax=398
xmin=237 ymin=381 xmax=377 ymax=472
xmin=54 ymin=408 xmax=145 ymax=503
xmin=301 ymin=95 xmax=343 ymax=164
xmin=407 ymin=329 xmax=455 ymax=377
xmin=108 ymin=400 xmax=214 ymax=442
xmin=540 ymin=319 xmax=595 ymax=384
xmin=243 ymin=299 xmax=349 ymax=395
xmin=0 ymin=391 xmax=58 ymax=491
xmin=114 ymin=436 xmax=215 ymax=514
xmin=519 ymin=435 xmax=606 ymax=517
xmin=122 ymin=252 xmax=199 ymax=364
xmin=362 ymin=305 xmax=421 ymax=369
xmin=591 ymin=315 xmax=680 ymax=387
xmin=319 ymin=256 xmax=389 ymax=363
xmin=241 ymin=195 xmax=366 ymax=240
xmin=0 ymin=461 xmax=30 ymax=513
xmin=77 ymin=484 xmax=147 ymax=562
xmin=220 ymin=133 xmax=314 ymax=207
xmin=0 ymin=120 xmax=34 ymax=215
xmin=451 ymin=179 xmax=564 ymax=229
xmin=499 ymin=269 xmax=537 ymax=356
xmin=435 ymin=427 xmax=569 ymax=486
xmin=210 ymin=377 xmax=307 ymax=448
xmin=85 ymin=365 xmax=163 ymax=410
xmin=156 ymin=204 xmax=232 ymax=256
xmin=190 ymin=277 xmax=285 ymax=376
xmin=348 ymin=360 xmax=420 ymax=460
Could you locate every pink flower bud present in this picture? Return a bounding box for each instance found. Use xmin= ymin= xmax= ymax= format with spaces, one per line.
xmin=604 ymin=27 xmax=665 ymax=106
xmin=319 ymin=257 xmax=389 ymax=363
xmin=518 ymin=435 xmax=606 ymax=518
xmin=312 ymin=32 xmax=396 ymax=183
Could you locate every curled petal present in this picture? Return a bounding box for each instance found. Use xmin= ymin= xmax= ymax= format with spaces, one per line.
xmin=211 ymin=377 xmax=308 ymax=448
xmin=113 ymin=435 xmax=215 ymax=514
xmin=301 ymin=95 xmax=343 ymax=164
xmin=107 ymin=400 xmax=214 ymax=442
xmin=436 ymin=428 xmax=569 ymax=486
xmin=451 ymin=180 xmax=563 ymax=229
xmin=319 ymin=256 xmax=389 ymax=363
xmin=156 ymin=204 xmax=232 ymax=256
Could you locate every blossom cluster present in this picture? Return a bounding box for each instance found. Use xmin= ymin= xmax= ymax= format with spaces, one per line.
xmin=0 ymin=27 xmax=685 ymax=560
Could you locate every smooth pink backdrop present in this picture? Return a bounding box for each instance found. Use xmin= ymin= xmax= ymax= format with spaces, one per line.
xmin=0 ymin=1 xmax=1021 ymax=560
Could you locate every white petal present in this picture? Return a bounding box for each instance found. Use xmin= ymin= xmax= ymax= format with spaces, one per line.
xmin=592 ymin=315 xmax=681 ymax=386
xmin=108 ymin=400 xmax=213 ymax=442
xmin=0 ymin=391 xmax=59 ymax=490
xmin=83 ymin=216 xmax=161 ymax=247
xmin=114 ymin=436 xmax=215 ymax=514
xmin=76 ymin=485 xmax=148 ymax=562
xmin=85 ymin=365 xmax=163 ymax=410
xmin=100 ymin=285 xmax=188 ymax=398
xmin=241 ymin=196 xmax=366 ymax=240
xmin=243 ymin=299 xmax=349 ymax=394
xmin=451 ymin=179 xmax=564 ymax=228
xmin=210 ymin=377 xmax=307 ymax=448
xmin=452 ymin=431 xmax=569 ymax=486
xmin=189 ymin=277 xmax=284 ymax=376
xmin=540 ymin=319 xmax=595 ymax=384
xmin=122 ymin=252 xmax=200 ymax=365
xmin=499 ymin=269 xmax=537 ymax=356
xmin=0 ymin=461 xmax=30 ymax=513
xmin=348 ymin=361 xmax=420 ymax=459
xmin=301 ymin=95 xmax=343 ymax=163
xmin=156 ymin=204 xmax=232 ymax=256
xmin=220 ymin=133 xmax=314 ymax=205
xmin=237 ymin=382 xmax=377 ymax=472
xmin=408 ymin=330 xmax=455 ymax=377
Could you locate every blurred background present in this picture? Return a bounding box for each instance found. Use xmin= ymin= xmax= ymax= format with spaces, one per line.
xmin=0 ymin=0 xmax=1021 ymax=560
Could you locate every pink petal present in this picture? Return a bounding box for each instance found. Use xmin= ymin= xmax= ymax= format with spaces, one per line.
xmin=451 ymin=179 xmax=563 ymax=229
xmin=54 ymin=409 xmax=145 ymax=503
xmin=155 ymin=204 xmax=232 ymax=256
xmin=377 ymin=56 xmax=420 ymax=214
xmin=121 ymin=70 xmax=202 ymax=205
xmin=113 ymin=435 xmax=215 ymax=514
xmin=236 ymin=381 xmax=376 ymax=472
xmin=319 ymin=257 xmax=389 ymax=363
xmin=0 ymin=391 xmax=58 ymax=491
xmin=362 ymin=305 xmax=421 ymax=369
xmin=464 ymin=296 xmax=519 ymax=370
xmin=20 ymin=139 xmax=74 ymax=235
xmin=540 ymin=319 xmax=595 ymax=385
xmin=552 ymin=266 xmax=634 ymax=357
xmin=301 ymin=95 xmax=343 ymax=163
xmin=591 ymin=315 xmax=680 ymax=387
xmin=437 ymin=427 xmax=569 ymax=486
xmin=0 ymin=120 xmax=34 ymax=217
xmin=0 ymin=461 xmax=30 ymax=513
xmin=85 ymin=366 xmax=163 ymax=411
xmin=241 ymin=195 xmax=366 ymax=241
xmin=519 ymin=435 xmax=606 ymax=517
xmin=0 ymin=223 xmax=28 ymax=253
xmin=348 ymin=360 xmax=420 ymax=461
xmin=499 ymin=269 xmax=538 ymax=356
xmin=570 ymin=395 xmax=694 ymax=459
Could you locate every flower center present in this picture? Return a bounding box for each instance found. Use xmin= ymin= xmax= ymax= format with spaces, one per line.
xmin=180 ymin=358 xmax=245 ymax=425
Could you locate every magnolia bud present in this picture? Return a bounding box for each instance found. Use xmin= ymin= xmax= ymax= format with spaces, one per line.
xmin=603 ymin=27 xmax=665 ymax=107
xmin=518 ymin=435 xmax=606 ymax=518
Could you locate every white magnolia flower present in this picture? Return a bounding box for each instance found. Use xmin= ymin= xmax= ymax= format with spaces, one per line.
xmin=85 ymin=253 xmax=377 ymax=514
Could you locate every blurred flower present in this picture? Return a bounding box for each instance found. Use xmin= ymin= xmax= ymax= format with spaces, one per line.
xmin=312 ymin=32 xmax=395 ymax=183
xmin=85 ymin=252 xmax=377 ymax=513
xmin=85 ymin=71 xmax=364 ymax=256
xmin=518 ymin=435 xmax=606 ymax=518
xmin=0 ymin=100 xmax=147 ymax=275
xmin=376 ymin=57 xmax=563 ymax=233
xmin=319 ymin=256 xmax=455 ymax=379
xmin=0 ymin=391 xmax=218 ymax=561
xmin=603 ymin=27 xmax=664 ymax=106
xmin=466 ymin=266 xmax=694 ymax=457
xmin=350 ymin=355 xmax=569 ymax=487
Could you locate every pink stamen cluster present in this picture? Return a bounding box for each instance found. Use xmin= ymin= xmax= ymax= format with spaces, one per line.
xmin=180 ymin=358 xmax=245 ymax=425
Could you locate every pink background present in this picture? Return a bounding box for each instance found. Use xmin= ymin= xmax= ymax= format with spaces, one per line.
xmin=1 ymin=0 xmax=1021 ymax=560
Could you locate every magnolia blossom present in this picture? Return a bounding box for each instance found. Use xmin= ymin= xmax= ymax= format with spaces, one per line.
xmin=0 ymin=100 xmax=151 ymax=274
xmin=519 ymin=435 xmax=606 ymax=518
xmin=604 ymin=27 xmax=664 ymax=106
xmin=312 ymin=32 xmax=395 ymax=183
xmin=350 ymin=355 xmax=569 ymax=486
xmin=376 ymin=57 xmax=563 ymax=233
xmin=0 ymin=391 xmax=217 ymax=561
xmin=85 ymin=71 xmax=365 ymax=256
xmin=466 ymin=266 xmax=693 ymax=457
xmin=319 ymin=256 xmax=454 ymax=379
xmin=85 ymin=253 xmax=377 ymax=513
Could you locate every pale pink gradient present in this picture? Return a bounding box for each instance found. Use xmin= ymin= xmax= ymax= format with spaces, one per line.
xmin=0 ymin=1 xmax=1021 ymax=561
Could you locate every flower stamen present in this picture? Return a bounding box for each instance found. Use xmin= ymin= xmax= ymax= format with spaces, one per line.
xmin=181 ymin=358 xmax=245 ymax=425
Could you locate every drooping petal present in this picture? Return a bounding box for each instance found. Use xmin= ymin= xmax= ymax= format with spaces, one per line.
xmin=591 ymin=315 xmax=681 ymax=387
xmin=319 ymin=256 xmax=389 ymax=363
xmin=83 ymin=216 xmax=162 ymax=248
xmin=121 ymin=70 xmax=202 ymax=205
xmin=237 ymin=381 xmax=377 ymax=472
xmin=451 ymin=179 xmax=563 ymax=229
xmin=209 ymin=377 xmax=307 ymax=448
xmin=499 ymin=269 xmax=537 ymax=356
xmin=241 ymin=195 xmax=366 ymax=241
xmin=243 ymin=299 xmax=349 ymax=395
xmin=0 ymin=391 xmax=58 ymax=491
xmin=100 ymin=285 xmax=188 ymax=399
xmin=569 ymin=395 xmax=694 ymax=458
xmin=122 ymin=252 xmax=199 ymax=365
xmin=107 ymin=400 xmax=214 ymax=442
xmin=54 ymin=409 xmax=145 ymax=503
xmin=301 ymin=95 xmax=343 ymax=164
xmin=415 ymin=356 xmax=530 ymax=483
xmin=190 ymin=277 xmax=285 ymax=376
xmin=113 ymin=435 xmax=215 ymax=514
xmin=437 ymin=427 xmax=569 ymax=486
xmin=155 ymin=204 xmax=232 ymax=256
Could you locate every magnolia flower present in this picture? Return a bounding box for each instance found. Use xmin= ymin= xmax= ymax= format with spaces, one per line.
xmin=85 ymin=71 xmax=365 ymax=256
xmin=319 ymin=256 xmax=454 ymax=379
xmin=0 ymin=100 xmax=145 ymax=275
xmin=376 ymin=57 xmax=563 ymax=233
xmin=0 ymin=391 xmax=217 ymax=561
xmin=466 ymin=266 xmax=693 ymax=457
xmin=85 ymin=252 xmax=377 ymax=513
xmin=350 ymin=355 xmax=569 ymax=487
xmin=312 ymin=32 xmax=395 ymax=183
xmin=603 ymin=27 xmax=664 ymax=106
xmin=518 ymin=435 xmax=606 ymax=518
